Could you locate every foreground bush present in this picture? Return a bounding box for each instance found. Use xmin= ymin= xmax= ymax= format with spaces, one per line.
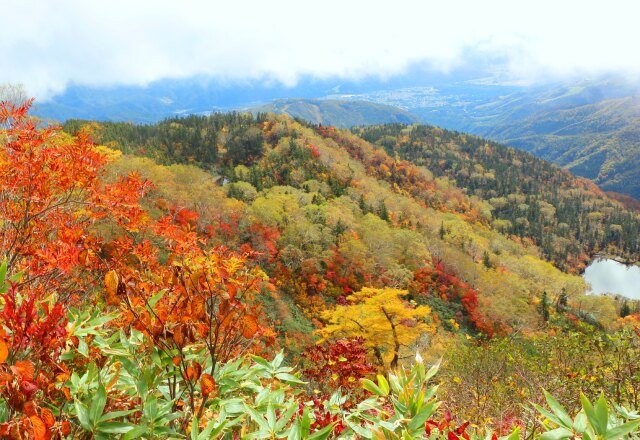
xmin=441 ymin=328 xmax=640 ymax=429
xmin=3 ymin=300 xmax=639 ymax=438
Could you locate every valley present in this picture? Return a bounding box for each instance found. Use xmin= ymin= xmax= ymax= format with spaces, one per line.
xmin=2 ymin=91 xmax=640 ymax=438
xmin=4 ymin=2 xmax=640 ymax=434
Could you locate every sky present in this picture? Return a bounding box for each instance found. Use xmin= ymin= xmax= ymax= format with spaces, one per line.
xmin=2 ymin=0 xmax=640 ymax=99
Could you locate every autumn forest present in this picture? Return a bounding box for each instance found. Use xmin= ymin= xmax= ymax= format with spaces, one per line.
xmin=1 ymin=95 xmax=640 ymax=440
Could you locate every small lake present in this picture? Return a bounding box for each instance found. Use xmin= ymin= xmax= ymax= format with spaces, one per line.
xmin=583 ymin=259 xmax=640 ymax=299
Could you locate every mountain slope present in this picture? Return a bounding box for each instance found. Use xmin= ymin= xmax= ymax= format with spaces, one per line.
xmin=330 ymin=77 xmax=640 ymax=197
xmin=354 ymin=123 xmax=640 ymax=271
xmin=250 ymin=99 xmax=420 ymax=127
xmin=492 ymin=96 xmax=640 ymax=195
xmin=62 ymin=113 xmax=640 ymax=332
xmin=63 ymin=114 xmax=640 ymax=272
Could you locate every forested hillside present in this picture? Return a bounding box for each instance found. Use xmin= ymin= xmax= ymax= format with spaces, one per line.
xmin=64 ymin=115 xmax=640 ymax=272
xmin=2 ymin=102 xmax=639 ymax=438
xmin=353 ymin=123 xmax=640 ymax=270
xmin=65 ymin=112 xmax=596 ymax=334
xmin=494 ymin=96 xmax=640 ymax=196
xmin=331 ymin=77 xmax=640 ymax=198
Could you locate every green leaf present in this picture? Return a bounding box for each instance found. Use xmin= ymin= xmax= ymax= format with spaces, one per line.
xmin=246 ymin=430 xmax=273 ymax=439
xmin=190 ymin=415 xmax=200 ymax=440
xmin=90 ymin=383 xmax=107 ymax=425
xmin=123 ymin=426 xmax=148 ymax=440
xmin=8 ymin=271 xmax=22 ymax=284
xmin=573 ymin=411 xmax=587 ymax=433
xmin=0 ymin=258 xmax=7 ymax=284
xmin=301 ymin=408 xmax=311 ymax=437
xmin=543 ymin=390 xmax=574 ymax=428
xmin=605 ymin=419 xmax=640 ymax=440
xmin=97 ymin=421 xmax=134 ymax=434
xmin=245 ymin=405 xmax=270 ymax=431
xmin=594 ymin=394 xmax=609 ymax=436
xmin=388 ymin=374 xmax=402 ymax=394
xmin=75 ymin=401 xmax=92 ymax=431
xmin=346 ymin=419 xmax=372 ymax=439
xmin=221 ymin=398 xmax=245 ymax=414
xmin=99 ymin=348 xmax=131 ymax=356
xmin=538 ymin=427 xmax=574 ymax=440
xmin=266 ymin=403 xmax=276 ymax=430
xmin=287 ymin=423 xmax=300 ymax=440
xmin=581 ymin=393 xmax=605 ymax=435
xmin=500 ymin=427 xmax=521 ymax=440
xmin=407 ymin=400 xmax=438 ymax=431
xmin=424 ymin=362 xmax=439 ymax=382
xmin=78 ymin=338 xmax=89 ymax=357
xmin=143 ymin=394 xmax=158 ymax=420
xmin=275 ymin=402 xmax=298 ymax=432
xmin=271 ymin=351 xmax=285 ymax=369
xmin=361 ymin=379 xmax=384 ymax=396
xmin=308 ymin=423 xmax=336 ymax=440
xmin=198 ymin=419 xmax=228 ymax=440
xmin=147 ymin=289 xmax=166 ymax=308
xmin=250 ymin=355 xmax=272 ymax=368
xmin=534 ymin=404 xmax=566 ymax=429
xmin=98 ymin=409 xmax=135 ymax=422
xmin=376 ymin=375 xmax=390 ymax=396
xmin=275 ymin=372 xmax=305 ymax=384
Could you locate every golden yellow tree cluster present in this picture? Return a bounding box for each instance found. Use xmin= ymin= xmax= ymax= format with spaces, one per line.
xmin=319 ymin=288 xmax=436 ymax=369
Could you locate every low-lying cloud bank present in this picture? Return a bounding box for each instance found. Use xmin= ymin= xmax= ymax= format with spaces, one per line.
xmin=3 ymin=0 xmax=640 ymax=99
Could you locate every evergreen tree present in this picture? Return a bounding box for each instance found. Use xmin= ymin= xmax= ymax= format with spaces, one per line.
xmin=482 ymin=251 xmax=492 ymax=269
xmin=539 ymin=291 xmax=550 ymax=322
xmin=359 ymin=195 xmax=369 ymax=214
xmin=556 ymin=288 xmax=568 ymax=312
xmin=620 ymin=301 xmax=632 ymax=318
xmin=378 ymin=201 xmax=389 ymax=221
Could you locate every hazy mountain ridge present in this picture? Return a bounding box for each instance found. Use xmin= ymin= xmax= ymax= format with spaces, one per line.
xmin=31 ymin=67 xmax=483 ymax=123
xmin=250 ymin=98 xmax=420 ymax=127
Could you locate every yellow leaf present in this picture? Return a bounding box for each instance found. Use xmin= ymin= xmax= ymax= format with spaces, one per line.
xmin=104 ymin=270 xmax=119 ymax=296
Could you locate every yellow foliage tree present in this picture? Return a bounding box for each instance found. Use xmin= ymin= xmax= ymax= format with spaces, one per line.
xmin=318 ymin=288 xmax=436 ymax=369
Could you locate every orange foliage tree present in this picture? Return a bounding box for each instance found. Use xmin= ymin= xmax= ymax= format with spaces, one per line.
xmin=0 ymin=99 xmax=142 ymax=436
xmin=0 ymin=100 xmax=272 ymax=437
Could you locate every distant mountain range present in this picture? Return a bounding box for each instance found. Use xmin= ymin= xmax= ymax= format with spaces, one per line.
xmin=249 ymin=99 xmax=419 ymax=127
xmin=32 ymin=73 xmax=640 ymax=198
xmin=488 ymin=96 xmax=640 ymax=195
xmin=31 ymin=67 xmax=483 ymax=123
xmin=330 ymin=77 xmax=640 ymax=198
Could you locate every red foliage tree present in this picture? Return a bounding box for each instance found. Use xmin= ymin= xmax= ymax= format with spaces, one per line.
xmin=410 ymin=258 xmax=498 ymax=336
xmin=302 ymin=337 xmax=374 ymax=398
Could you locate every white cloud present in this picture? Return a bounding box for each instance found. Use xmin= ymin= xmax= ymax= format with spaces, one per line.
xmin=2 ymin=0 xmax=640 ymax=99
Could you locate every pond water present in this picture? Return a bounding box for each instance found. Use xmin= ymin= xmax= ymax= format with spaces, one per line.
xmin=583 ymin=258 xmax=640 ymax=299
